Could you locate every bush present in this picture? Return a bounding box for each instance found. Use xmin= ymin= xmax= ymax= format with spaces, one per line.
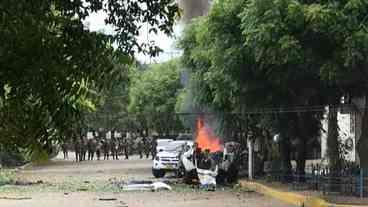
xmin=0 ymin=170 xmax=15 ymax=185
xmin=0 ymin=150 xmax=27 ymax=167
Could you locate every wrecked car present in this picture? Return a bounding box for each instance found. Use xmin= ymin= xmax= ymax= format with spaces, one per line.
xmin=179 ymin=141 xmax=245 ymax=184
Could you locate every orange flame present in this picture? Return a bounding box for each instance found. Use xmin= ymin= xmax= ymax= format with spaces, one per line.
xmin=195 ymin=117 xmax=223 ymax=153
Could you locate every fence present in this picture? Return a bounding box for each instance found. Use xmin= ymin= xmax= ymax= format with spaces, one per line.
xmin=263 ymin=164 xmax=368 ymax=197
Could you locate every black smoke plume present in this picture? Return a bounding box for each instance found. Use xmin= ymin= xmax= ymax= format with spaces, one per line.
xmin=178 ymin=0 xmax=211 ymax=22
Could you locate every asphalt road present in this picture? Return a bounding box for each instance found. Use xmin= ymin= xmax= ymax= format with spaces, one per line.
xmin=0 ymin=152 xmax=295 ymax=207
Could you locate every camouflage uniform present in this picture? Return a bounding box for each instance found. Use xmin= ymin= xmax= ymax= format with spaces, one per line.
xmin=143 ymin=137 xmax=150 ymax=159
xmin=122 ymin=138 xmax=129 ymax=160
xmin=137 ymin=138 xmax=143 ymax=159
xmin=87 ymin=139 xmax=96 ymax=161
xmin=95 ymin=141 xmax=102 ymax=160
xmin=151 ymin=138 xmax=157 ymax=160
xmin=74 ymin=139 xmax=81 ymax=162
xmin=110 ymin=139 xmax=119 ymax=160
xmin=80 ymin=137 xmax=88 ymax=161
xmin=102 ymin=140 xmax=110 ymax=160
xmin=61 ymin=142 xmax=69 ymax=159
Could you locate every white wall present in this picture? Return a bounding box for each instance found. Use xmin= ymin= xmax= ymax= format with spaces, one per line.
xmin=321 ymin=108 xmax=356 ymax=162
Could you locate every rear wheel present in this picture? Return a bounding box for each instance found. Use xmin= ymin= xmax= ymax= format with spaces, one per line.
xmin=216 ymin=169 xmax=227 ymax=184
xmin=183 ymin=169 xmax=198 ymax=184
xmin=152 ymin=169 xmax=165 ymax=178
xmin=176 ymin=165 xmax=185 ymax=178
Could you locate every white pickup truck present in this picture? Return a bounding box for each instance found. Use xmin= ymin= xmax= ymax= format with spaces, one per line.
xmin=180 ymin=141 xmax=243 ymax=184
xmin=152 ymin=140 xmax=193 ymax=178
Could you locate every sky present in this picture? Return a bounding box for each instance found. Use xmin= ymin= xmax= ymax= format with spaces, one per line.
xmin=85 ymin=11 xmax=183 ymax=64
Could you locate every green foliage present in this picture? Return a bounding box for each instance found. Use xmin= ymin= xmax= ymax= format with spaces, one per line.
xmin=128 ymin=59 xmax=184 ymax=134
xmin=84 ymin=62 xmax=131 ymax=132
xmin=0 ymin=170 xmax=15 ymax=186
xmin=0 ymin=0 xmax=179 ymax=153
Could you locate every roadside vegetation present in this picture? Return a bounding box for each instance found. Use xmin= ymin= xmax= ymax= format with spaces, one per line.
xmin=2 ymin=0 xmax=368 ymax=185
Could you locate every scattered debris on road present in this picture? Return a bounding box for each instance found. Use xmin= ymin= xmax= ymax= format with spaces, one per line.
xmin=76 ymin=187 xmax=88 ymax=191
xmin=14 ymin=180 xmax=43 ymax=186
xmin=98 ymin=198 xmax=118 ymax=201
xmin=118 ymin=201 xmax=129 ymax=207
xmin=0 ymin=196 xmax=32 ymax=200
xmin=121 ymin=181 xmax=172 ymax=191
xmin=197 ymin=168 xmax=217 ymax=191
xmin=110 ymin=178 xmax=172 ymax=191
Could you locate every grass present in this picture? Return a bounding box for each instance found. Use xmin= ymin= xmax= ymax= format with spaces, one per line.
xmin=0 ymin=170 xmax=15 ymax=186
xmin=0 ymin=180 xmax=120 ymax=194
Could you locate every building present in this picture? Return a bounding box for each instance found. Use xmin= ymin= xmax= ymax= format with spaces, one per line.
xmin=320 ymin=96 xmax=365 ymax=163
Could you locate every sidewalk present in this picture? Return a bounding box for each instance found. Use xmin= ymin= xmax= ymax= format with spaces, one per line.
xmin=239 ymin=180 xmax=367 ymax=207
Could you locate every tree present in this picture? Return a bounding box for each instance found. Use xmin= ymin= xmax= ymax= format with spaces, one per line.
xmin=84 ymin=62 xmax=130 ymax=135
xmin=241 ymin=0 xmax=368 ymax=171
xmin=179 ymin=0 xmax=326 ymax=177
xmin=128 ymin=60 xmax=184 ymax=136
xmin=0 ymin=0 xmax=179 ymax=157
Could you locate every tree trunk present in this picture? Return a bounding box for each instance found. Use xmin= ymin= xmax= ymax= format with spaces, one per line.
xmin=277 ymin=115 xmax=292 ymax=181
xmin=280 ymin=132 xmax=292 ymax=181
xmin=258 ymin=132 xmax=268 ymax=176
xmin=296 ymin=113 xmax=307 ymax=182
xmin=327 ymin=105 xmax=340 ymax=172
xmin=357 ymin=94 xmax=368 ymax=169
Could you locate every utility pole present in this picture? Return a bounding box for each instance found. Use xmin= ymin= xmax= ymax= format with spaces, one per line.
xmin=248 ymin=131 xmax=254 ymax=180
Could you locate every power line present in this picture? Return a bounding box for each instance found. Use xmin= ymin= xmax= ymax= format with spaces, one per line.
xmin=85 ymin=104 xmax=361 ymax=117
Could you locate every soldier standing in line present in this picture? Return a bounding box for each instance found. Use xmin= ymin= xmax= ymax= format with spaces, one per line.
xmin=118 ymin=139 xmax=124 ymax=159
xmin=122 ymin=137 xmax=129 ymax=160
xmin=87 ymin=138 xmax=96 ymax=161
xmin=61 ymin=141 xmax=69 ymax=160
xmin=143 ymin=137 xmax=150 ymax=159
xmin=96 ymin=140 xmax=102 ymax=160
xmin=151 ymin=137 xmax=157 ymax=160
xmin=137 ymin=137 xmax=143 ymax=159
xmin=74 ymin=139 xmax=81 ymax=162
xmin=110 ymin=139 xmax=119 ymax=160
xmin=80 ymin=137 xmax=88 ymax=161
xmin=102 ymin=139 xmax=110 ymax=160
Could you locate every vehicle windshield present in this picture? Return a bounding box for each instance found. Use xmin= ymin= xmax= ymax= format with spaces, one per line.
xmin=164 ymin=142 xmax=185 ymax=152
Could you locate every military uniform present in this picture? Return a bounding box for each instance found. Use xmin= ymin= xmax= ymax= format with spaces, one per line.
xmin=122 ymin=138 xmax=129 ymax=160
xmin=151 ymin=138 xmax=157 ymax=160
xmin=137 ymin=138 xmax=143 ymax=159
xmin=74 ymin=139 xmax=81 ymax=162
xmin=102 ymin=140 xmax=110 ymax=160
xmin=80 ymin=137 xmax=88 ymax=161
xmin=110 ymin=139 xmax=119 ymax=160
xmin=96 ymin=141 xmax=102 ymax=160
xmin=61 ymin=142 xmax=69 ymax=159
xmin=143 ymin=137 xmax=151 ymax=159
xmin=87 ymin=139 xmax=96 ymax=160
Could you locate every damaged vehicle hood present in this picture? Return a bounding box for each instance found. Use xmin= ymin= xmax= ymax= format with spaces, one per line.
xmin=156 ymin=151 xmax=179 ymax=158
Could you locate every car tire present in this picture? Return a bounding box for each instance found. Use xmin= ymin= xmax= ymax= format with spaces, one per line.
xmin=176 ymin=166 xmax=185 ymax=178
xmin=152 ymin=169 xmax=165 ymax=178
xmin=183 ymin=169 xmax=198 ymax=184
xmin=216 ymin=169 xmax=227 ymax=184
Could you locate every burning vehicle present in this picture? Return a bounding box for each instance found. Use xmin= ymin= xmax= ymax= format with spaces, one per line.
xmin=179 ymin=141 xmax=244 ymax=185
xmin=179 ymin=117 xmax=245 ymax=187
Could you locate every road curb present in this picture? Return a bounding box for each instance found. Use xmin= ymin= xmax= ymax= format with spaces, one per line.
xmin=239 ymin=180 xmax=365 ymax=207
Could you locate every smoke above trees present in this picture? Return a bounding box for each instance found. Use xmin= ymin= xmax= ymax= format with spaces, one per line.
xmin=178 ymin=0 xmax=210 ymax=22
